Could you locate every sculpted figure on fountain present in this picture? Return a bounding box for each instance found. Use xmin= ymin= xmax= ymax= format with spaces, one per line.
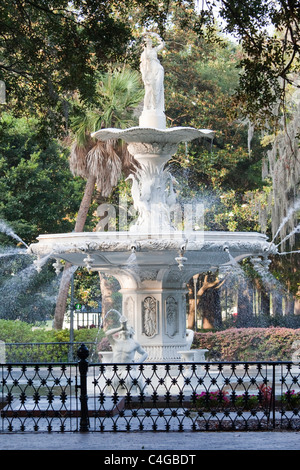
xmin=127 ymin=164 xmax=178 ymax=233
xmin=105 ymin=317 xmax=148 ymax=364
xmin=140 ymin=32 xmax=165 ymax=112
xmin=139 ymin=32 xmax=166 ymax=129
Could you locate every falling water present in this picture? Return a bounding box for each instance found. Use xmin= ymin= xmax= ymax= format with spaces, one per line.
xmin=275 ymin=222 xmax=300 ymax=249
xmin=0 ymin=262 xmax=38 ymax=298
xmin=225 ymin=248 xmax=246 ymax=277
xmin=33 ymin=252 xmax=54 ymax=272
xmin=103 ymin=308 xmax=122 ymax=322
xmin=252 ymin=262 xmax=281 ymax=290
xmin=271 ymin=198 xmax=300 ymax=244
xmin=64 ymin=265 xmax=78 ymax=276
xmin=0 ymin=246 xmax=26 ymax=258
xmin=0 ymin=220 xmax=29 ymax=248
xmin=126 ymin=252 xmax=137 ymax=266
xmin=0 ymin=253 xmax=54 ymax=304
xmin=33 ymin=264 xmax=66 ymax=303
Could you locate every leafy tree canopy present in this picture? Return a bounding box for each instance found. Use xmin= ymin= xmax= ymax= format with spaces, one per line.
xmin=1 ymin=1 xmax=298 ymax=132
xmin=0 ymin=112 xmax=88 ymax=246
xmin=191 ymin=0 xmax=300 ymax=127
xmin=0 ymin=0 xmax=135 ymax=134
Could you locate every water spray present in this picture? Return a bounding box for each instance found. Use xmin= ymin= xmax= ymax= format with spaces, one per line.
xmin=275 ymin=222 xmax=300 ymax=249
xmin=0 ymin=220 xmax=29 ymax=249
xmin=271 ymin=198 xmax=300 ymax=244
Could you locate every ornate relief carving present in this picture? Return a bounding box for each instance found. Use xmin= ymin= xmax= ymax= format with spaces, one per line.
xmin=127 ymin=141 xmax=178 ymax=157
xmin=142 ymin=296 xmax=157 ymax=337
xmin=139 ymin=269 xmax=159 ymax=281
xmin=165 ymin=296 xmax=178 ymax=338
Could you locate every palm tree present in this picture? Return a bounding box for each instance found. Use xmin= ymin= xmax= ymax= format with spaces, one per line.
xmin=53 ymin=66 xmax=143 ymax=329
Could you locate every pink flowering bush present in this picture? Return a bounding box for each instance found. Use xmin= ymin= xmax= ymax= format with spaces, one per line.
xmin=194 ymin=384 xmax=273 ymax=410
xmin=193 ymin=327 xmax=300 ymax=361
xmin=195 ymin=390 xmax=230 ymax=409
xmin=282 ymin=390 xmax=300 ymax=409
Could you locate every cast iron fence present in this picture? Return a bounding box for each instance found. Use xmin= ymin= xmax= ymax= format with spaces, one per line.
xmin=1 ymin=343 xmax=300 ymax=433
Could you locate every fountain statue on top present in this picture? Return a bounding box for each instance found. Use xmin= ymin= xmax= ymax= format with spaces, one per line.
xmin=139 ymin=32 xmax=166 ymax=129
xmin=28 ymin=32 xmax=278 ymax=362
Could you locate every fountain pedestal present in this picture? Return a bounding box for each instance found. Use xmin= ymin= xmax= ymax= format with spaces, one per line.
xmin=120 ymin=281 xmax=187 ymax=362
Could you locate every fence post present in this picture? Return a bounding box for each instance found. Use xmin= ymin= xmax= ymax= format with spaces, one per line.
xmin=77 ymin=343 xmax=90 ymax=432
xmin=272 ymin=364 xmax=276 ymax=429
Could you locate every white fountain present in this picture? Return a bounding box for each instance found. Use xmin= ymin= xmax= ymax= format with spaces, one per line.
xmin=28 ymin=32 xmax=277 ymax=362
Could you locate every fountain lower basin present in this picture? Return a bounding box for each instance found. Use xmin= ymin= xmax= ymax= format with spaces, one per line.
xmin=28 ymin=230 xmax=275 ymax=362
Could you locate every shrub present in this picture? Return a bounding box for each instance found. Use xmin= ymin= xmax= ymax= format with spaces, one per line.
xmin=282 ymin=390 xmax=300 ymax=409
xmin=0 ymin=319 xmax=103 ymax=362
xmin=0 ymin=319 xmax=40 ymax=343
xmin=193 ymin=327 xmax=300 ymax=361
xmin=195 ymin=390 xmax=230 ymax=409
xmin=0 ymin=319 xmax=102 ymax=343
xmin=194 ymin=384 xmax=272 ymax=410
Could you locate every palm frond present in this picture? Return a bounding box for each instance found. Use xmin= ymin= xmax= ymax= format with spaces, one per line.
xmin=69 ymin=66 xmax=143 ymax=192
xmin=86 ymin=140 xmax=122 ymax=197
xmin=69 ymin=136 xmax=95 ymax=178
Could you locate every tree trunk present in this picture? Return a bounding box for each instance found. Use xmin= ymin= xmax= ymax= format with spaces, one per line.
xmin=285 ymin=295 xmax=295 ymax=316
xmin=200 ymin=287 xmax=222 ymax=330
xmin=99 ymin=273 xmax=117 ymax=328
xmin=272 ymin=290 xmax=283 ymax=316
xmin=53 ymin=175 xmax=96 ymax=329
xmin=187 ymin=273 xmax=226 ymax=330
xmin=261 ymin=287 xmax=270 ymax=316
xmin=187 ymin=275 xmax=198 ymax=329
xmin=237 ymin=279 xmax=253 ymax=326
xmin=294 ymin=286 xmax=300 ymax=315
xmin=53 ymin=263 xmax=74 ymax=329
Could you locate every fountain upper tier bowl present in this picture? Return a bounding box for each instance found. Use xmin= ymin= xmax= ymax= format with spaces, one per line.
xmin=91 ymin=126 xmax=215 ymax=167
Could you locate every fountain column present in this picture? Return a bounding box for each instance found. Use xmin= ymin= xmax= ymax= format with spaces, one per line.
xmin=113 ymin=268 xmax=189 ymax=361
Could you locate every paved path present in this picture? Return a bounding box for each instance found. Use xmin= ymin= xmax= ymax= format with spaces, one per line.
xmin=0 ymin=431 xmax=300 ymax=451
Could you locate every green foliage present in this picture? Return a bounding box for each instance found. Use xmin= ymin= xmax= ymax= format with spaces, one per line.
xmin=72 ymin=269 xmax=102 ymax=309
xmin=70 ymin=66 xmax=144 ymax=146
xmin=0 ymin=0 xmax=134 ymax=135
xmin=0 ymin=319 xmax=39 ymax=343
xmin=194 ymin=385 xmax=272 ymax=411
xmin=0 ymin=319 xmax=102 ymax=362
xmin=193 ymin=1 xmax=300 ymax=128
xmin=161 ymin=21 xmax=266 ymax=234
xmin=0 ymin=319 xmax=104 ymax=343
xmin=0 ymin=113 xmax=86 ymax=245
xmin=282 ymin=390 xmax=300 ymax=410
